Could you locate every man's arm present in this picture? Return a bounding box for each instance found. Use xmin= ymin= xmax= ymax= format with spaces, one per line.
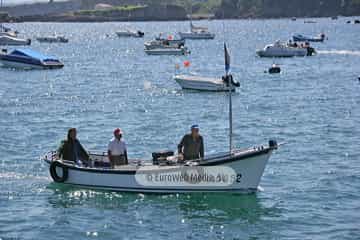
xmin=124 ymin=150 xmax=128 ymax=164
xmin=78 ymin=142 xmax=89 ymax=160
xmin=199 ymin=136 xmax=204 ymax=158
xmin=57 ymin=141 xmax=65 ymax=159
xmin=107 ymin=142 xmax=112 ymax=161
xmin=178 ymin=136 xmax=185 ymax=154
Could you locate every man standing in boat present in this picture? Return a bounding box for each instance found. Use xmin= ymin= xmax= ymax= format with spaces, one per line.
xmin=108 ymin=128 xmax=128 ymax=167
xmin=178 ymin=125 xmax=204 ymax=161
xmin=57 ymin=128 xmax=90 ymax=165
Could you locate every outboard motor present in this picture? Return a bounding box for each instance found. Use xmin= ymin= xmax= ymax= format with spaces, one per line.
xmin=137 ymin=31 xmax=145 ymax=37
xmin=269 ymin=140 xmax=278 ymax=149
xmin=152 ymin=150 xmax=174 ymax=165
xmin=222 ymin=74 xmax=240 ymax=88
xmin=306 ymin=46 xmax=316 ymax=56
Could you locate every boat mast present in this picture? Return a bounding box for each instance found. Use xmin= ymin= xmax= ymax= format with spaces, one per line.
xmin=224 ymin=43 xmax=232 ymax=153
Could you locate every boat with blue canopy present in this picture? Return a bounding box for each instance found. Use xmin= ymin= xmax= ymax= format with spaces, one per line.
xmin=0 ymin=48 xmax=64 ymax=69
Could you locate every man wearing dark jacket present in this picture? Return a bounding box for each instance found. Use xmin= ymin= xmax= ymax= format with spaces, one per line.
xmin=57 ymin=128 xmax=90 ymax=165
xmin=178 ymin=124 xmax=204 ymax=161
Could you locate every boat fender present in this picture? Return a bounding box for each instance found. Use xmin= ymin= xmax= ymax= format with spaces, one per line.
xmin=49 ymin=161 xmax=68 ymax=183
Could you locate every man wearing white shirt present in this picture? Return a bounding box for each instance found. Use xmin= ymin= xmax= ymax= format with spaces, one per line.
xmin=108 ymin=128 xmax=128 ymax=168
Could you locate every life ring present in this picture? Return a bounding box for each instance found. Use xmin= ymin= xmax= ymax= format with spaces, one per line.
xmin=49 ymin=161 xmax=68 ymax=183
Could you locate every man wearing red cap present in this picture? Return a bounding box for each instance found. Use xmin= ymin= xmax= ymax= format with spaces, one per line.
xmin=108 ymin=128 xmax=128 ymax=168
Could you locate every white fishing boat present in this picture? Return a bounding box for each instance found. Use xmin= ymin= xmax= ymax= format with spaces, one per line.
xmin=41 ymin=43 xmax=279 ymax=193
xmin=0 ymin=35 xmax=31 ymax=46
xmin=37 ymin=35 xmax=69 ymax=43
xmin=144 ymin=39 xmax=185 ymax=50
xmin=256 ymin=41 xmax=315 ymax=57
xmin=116 ymin=30 xmax=144 ymax=38
xmin=145 ymin=47 xmax=190 ymax=56
xmin=145 ymin=34 xmax=186 ymax=50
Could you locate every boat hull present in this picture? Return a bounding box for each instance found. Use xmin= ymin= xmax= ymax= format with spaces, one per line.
xmin=293 ymin=35 xmax=324 ymax=42
xmin=256 ymin=48 xmax=308 ymax=57
xmin=43 ymin=145 xmax=275 ymax=193
xmin=0 ymin=36 xmax=31 ymax=46
xmin=0 ymin=59 xmax=64 ymax=69
xmin=145 ymin=48 xmax=189 ymax=56
xmin=178 ymin=32 xmax=215 ymax=40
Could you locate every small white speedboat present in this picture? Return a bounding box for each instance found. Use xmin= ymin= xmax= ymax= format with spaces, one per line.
xmin=174 ymin=74 xmax=240 ymax=91
xmin=116 ymin=30 xmax=144 ymax=38
xmin=145 ymin=47 xmax=190 ymax=56
xmin=179 ymin=23 xmax=215 ymax=40
xmin=0 ymin=48 xmax=64 ymax=69
xmin=0 ymin=35 xmax=31 ymax=46
xmin=37 ymin=35 xmax=69 ymax=43
xmin=256 ymin=41 xmax=315 ymax=57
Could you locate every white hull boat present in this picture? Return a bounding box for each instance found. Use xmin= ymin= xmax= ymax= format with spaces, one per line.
xmin=42 ymin=141 xmax=277 ymax=193
xmin=145 ymin=47 xmax=190 ymax=56
xmin=174 ymin=74 xmax=239 ymax=91
xmin=256 ymin=41 xmax=315 ymax=57
xmin=179 ymin=19 xmax=215 ymax=40
xmin=0 ymin=35 xmax=31 ymax=46
xmin=116 ymin=30 xmax=144 ymax=38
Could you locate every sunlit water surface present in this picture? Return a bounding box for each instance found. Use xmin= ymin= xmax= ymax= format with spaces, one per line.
xmin=0 ymin=18 xmax=360 ymax=239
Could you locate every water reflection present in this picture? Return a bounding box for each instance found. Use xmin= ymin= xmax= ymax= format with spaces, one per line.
xmin=47 ymin=184 xmax=280 ymax=225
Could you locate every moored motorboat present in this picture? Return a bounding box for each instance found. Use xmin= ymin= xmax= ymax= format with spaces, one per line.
xmin=155 ymin=34 xmax=185 ymax=45
xmin=174 ymin=74 xmax=240 ymax=91
xmin=0 ymin=26 xmax=18 ymax=37
xmin=116 ymin=30 xmax=144 ymax=38
xmin=37 ymin=35 xmax=69 ymax=43
xmin=144 ymin=39 xmax=185 ymax=50
xmin=0 ymin=48 xmax=64 ymax=69
xmin=256 ymin=41 xmax=316 ymax=57
xmin=293 ymin=33 xmax=325 ymax=42
xmin=0 ymin=35 xmax=31 ymax=46
xmin=179 ymin=23 xmax=215 ymax=40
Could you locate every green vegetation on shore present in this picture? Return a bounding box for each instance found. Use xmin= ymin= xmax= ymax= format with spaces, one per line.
xmin=74 ymin=5 xmax=146 ymax=16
